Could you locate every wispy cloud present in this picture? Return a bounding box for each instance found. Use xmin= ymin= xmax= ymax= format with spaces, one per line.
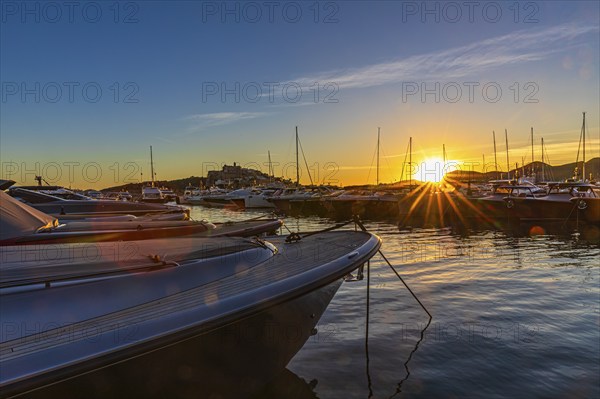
xmin=287 ymin=23 xmax=598 ymax=90
xmin=174 ymin=111 xmax=271 ymax=139
xmin=184 ymin=112 xmax=269 ymax=130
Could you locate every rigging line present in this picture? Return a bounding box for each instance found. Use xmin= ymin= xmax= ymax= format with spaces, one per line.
xmin=517 ymin=132 xmax=533 ymax=167
xmin=542 ymin=140 xmax=555 ymax=181
xmin=380 ymin=144 xmax=395 ymax=184
xmin=284 ymin=131 xmax=295 ymax=172
xmin=400 ymin=140 xmax=410 ymax=183
xmin=575 ymin=118 xmax=584 ymax=171
xmin=520 ymin=134 xmax=530 ymax=165
xmin=297 ymin=135 xmax=314 ymax=185
xmin=366 ymin=139 xmax=378 ymax=186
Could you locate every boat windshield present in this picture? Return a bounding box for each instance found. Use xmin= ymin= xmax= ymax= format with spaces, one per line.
xmin=7 ymin=188 xmax=65 ymax=204
xmin=494 ymin=187 xmax=512 ymax=195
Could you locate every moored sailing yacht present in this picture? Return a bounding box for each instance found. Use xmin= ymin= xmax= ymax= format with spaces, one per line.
xmin=140 ymin=146 xmax=168 ymax=204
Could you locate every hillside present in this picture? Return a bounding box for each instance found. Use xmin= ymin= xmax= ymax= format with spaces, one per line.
xmin=101 ymin=176 xmax=204 ymax=195
xmin=99 ymin=158 xmax=600 ymax=193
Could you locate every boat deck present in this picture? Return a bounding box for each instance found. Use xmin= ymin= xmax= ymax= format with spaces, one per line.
xmin=202 ymin=218 xmax=282 ymax=237
xmin=0 ymin=230 xmax=380 ymax=394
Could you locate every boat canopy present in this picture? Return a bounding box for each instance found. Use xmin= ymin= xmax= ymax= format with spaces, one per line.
xmin=0 ymin=191 xmax=58 ymax=241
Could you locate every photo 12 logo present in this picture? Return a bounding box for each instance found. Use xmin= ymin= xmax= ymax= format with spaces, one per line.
xmin=201 ymin=81 xmax=339 ymax=104
xmin=1 ymin=161 xmax=143 ymax=185
xmin=401 ymin=81 xmax=540 ymax=104
xmin=1 ymin=81 xmax=140 ymax=104
xmin=401 ymin=1 xmax=540 ymax=24
xmin=1 ymin=1 xmax=140 ymax=24
xmin=200 ymin=1 xmax=340 ymax=23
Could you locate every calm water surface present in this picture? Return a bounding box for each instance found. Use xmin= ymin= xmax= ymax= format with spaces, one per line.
xmin=189 ymin=206 xmax=600 ymax=399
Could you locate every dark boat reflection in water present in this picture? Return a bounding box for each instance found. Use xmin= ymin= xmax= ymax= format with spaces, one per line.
xmin=31 ymin=368 xmax=321 ymax=399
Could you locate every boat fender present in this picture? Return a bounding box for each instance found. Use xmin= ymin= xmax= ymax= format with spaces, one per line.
xmin=578 ymin=199 xmax=588 ymax=210
xmin=505 ymin=199 xmax=515 ymax=209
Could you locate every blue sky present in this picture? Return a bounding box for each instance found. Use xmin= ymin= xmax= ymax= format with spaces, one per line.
xmin=1 ymin=1 xmax=599 ymax=187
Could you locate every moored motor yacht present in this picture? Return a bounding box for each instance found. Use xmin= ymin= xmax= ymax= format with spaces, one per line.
xmin=140 ymin=186 xmax=167 ymax=204
xmin=180 ymin=186 xmax=206 ymax=205
xmin=268 ymin=186 xmax=334 ymax=215
xmin=0 ymin=218 xmax=380 ymax=397
xmin=198 ymin=188 xmax=237 ymax=209
xmin=104 ymin=191 xmax=133 ymax=201
xmin=323 ymin=190 xmax=400 ymax=220
xmin=466 ymin=182 xmax=546 ymax=222
xmin=505 ymin=182 xmax=599 ymax=223
xmin=158 ymin=187 xmax=179 ymax=203
xmin=0 ymin=191 xmax=283 ymax=246
xmin=7 ymin=186 xmax=188 ymax=219
xmin=229 ymin=188 xmax=277 ymax=210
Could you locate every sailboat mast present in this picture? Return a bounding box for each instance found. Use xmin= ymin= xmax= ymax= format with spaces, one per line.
xmin=377 ymin=127 xmax=380 ymax=186
xmin=541 ymin=138 xmax=545 ymax=182
xmin=409 ymin=136 xmax=412 ymax=188
xmin=295 ymin=126 xmax=300 ymax=187
xmin=150 ymin=145 xmax=155 ymax=187
xmin=505 ymin=129 xmax=510 ymax=180
xmin=268 ymin=150 xmax=272 ymax=182
xmin=443 ymin=144 xmax=446 ymax=164
xmin=482 ymin=154 xmax=485 ymax=173
xmin=582 ymin=112 xmax=586 ymax=181
xmin=493 ymin=131 xmax=498 ymax=179
xmin=531 ymin=127 xmax=534 ymax=176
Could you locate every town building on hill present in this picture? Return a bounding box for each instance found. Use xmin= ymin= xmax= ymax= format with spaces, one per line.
xmin=206 ymin=163 xmax=274 ymax=188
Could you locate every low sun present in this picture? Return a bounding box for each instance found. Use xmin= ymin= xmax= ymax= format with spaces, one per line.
xmin=414 ymin=157 xmax=457 ymax=183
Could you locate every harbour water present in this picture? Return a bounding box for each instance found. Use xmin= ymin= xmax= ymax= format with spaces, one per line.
xmin=190 ymin=206 xmax=600 ymax=399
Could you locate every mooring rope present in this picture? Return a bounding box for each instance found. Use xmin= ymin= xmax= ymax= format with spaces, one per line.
xmin=353 ymin=217 xmax=432 ymax=319
xmin=365 ymin=259 xmax=374 ymax=398
xmin=352 ymin=216 xmax=432 ymax=397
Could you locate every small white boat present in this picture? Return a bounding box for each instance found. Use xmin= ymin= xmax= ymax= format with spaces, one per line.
xmin=229 ymin=188 xmax=277 ymax=209
xmin=158 ymin=187 xmax=178 ymax=203
xmin=180 ymin=186 xmax=205 ymax=205
xmin=140 ymin=186 xmax=167 ymax=203
xmin=199 ymin=188 xmax=236 ymax=208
